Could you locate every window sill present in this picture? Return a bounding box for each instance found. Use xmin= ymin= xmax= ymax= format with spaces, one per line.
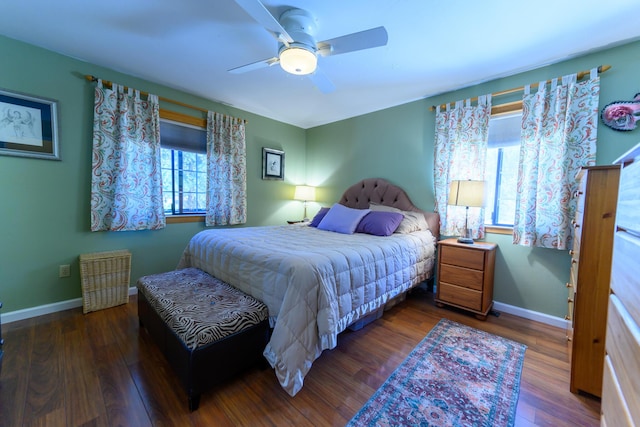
xmin=166 ymin=215 xmax=204 ymax=224
xmin=485 ymin=225 xmax=512 ymax=235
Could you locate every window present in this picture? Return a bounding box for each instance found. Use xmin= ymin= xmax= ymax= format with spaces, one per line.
xmin=484 ymin=110 xmax=521 ymax=227
xmin=159 ymin=113 xmax=207 ymax=217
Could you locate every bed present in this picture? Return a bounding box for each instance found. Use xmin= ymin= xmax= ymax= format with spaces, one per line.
xmin=177 ymin=178 xmax=439 ymax=396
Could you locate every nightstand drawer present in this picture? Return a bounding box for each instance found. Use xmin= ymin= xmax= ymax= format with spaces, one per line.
xmin=439 ymin=263 xmax=483 ymax=290
xmin=438 ymin=282 xmax=482 ymax=311
xmin=440 ymin=246 xmax=484 ymax=270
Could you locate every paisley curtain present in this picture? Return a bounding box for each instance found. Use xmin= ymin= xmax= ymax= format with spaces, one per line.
xmin=90 ymin=80 xmax=165 ymax=231
xmin=513 ymin=69 xmax=599 ymax=249
xmin=205 ymin=112 xmax=247 ymax=226
xmin=434 ymin=95 xmax=491 ymax=239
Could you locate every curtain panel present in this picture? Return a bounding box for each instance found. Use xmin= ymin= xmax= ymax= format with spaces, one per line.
xmin=90 ymin=81 xmax=165 ymax=231
xmin=434 ymin=95 xmax=491 ymax=239
xmin=205 ymin=112 xmax=247 ymax=226
xmin=513 ymin=70 xmax=599 ymax=249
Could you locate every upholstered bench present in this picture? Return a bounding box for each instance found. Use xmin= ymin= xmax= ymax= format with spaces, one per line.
xmin=137 ymin=268 xmax=270 ymax=411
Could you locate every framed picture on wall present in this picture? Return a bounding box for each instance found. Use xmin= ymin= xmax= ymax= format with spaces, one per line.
xmin=0 ymin=88 xmax=59 ymax=160
xmin=262 ymin=147 xmax=285 ymax=180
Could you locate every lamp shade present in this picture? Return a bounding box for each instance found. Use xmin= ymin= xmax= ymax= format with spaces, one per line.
xmin=448 ymin=180 xmax=486 ymax=207
xmin=279 ymin=47 xmax=317 ymax=75
xmin=294 ymin=185 xmax=316 ymax=202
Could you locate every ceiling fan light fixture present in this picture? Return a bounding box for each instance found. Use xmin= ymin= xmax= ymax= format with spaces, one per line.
xmin=279 ymin=47 xmax=317 ymax=75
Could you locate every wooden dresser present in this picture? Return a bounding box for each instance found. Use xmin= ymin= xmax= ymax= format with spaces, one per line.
xmin=435 ymin=238 xmax=497 ymax=320
xmin=601 ymin=143 xmax=640 ymax=426
xmin=568 ymin=165 xmax=620 ymax=398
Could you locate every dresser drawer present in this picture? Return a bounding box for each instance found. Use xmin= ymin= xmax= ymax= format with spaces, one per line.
xmin=438 ymin=282 xmax=482 ymax=311
xmin=569 ymin=238 xmax=580 ymax=262
xmin=611 ymin=231 xmax=640 ymax=325
xmin=605 ymin=295 xmax=640 ymax=423
xmin=602 ymin=356 xmax=634 ymax=427
xmin=617 ymin=159 xmax=640 ymax=235
xmin=439 ymin=263 xmax=483 ymax=290
xmin=569 ymin=258 xmax=578 ymax=291
xmin=571 ymin=214 xmax=583 ymax=250
xmin=440 ymin=245 xmax=484 ymax=270
xmin=574 ymin=172 xmax=587 ymax=214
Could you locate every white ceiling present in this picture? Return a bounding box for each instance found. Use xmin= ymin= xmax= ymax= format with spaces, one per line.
xmin=2 ymin=0 xmax=640 ymax=129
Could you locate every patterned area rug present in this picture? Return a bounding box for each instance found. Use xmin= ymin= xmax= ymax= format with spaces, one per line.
xmin=347 ymin=318 xmax=526 ymax=427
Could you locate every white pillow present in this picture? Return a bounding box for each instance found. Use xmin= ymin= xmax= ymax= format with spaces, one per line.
xmin=317 ymin=203 xmax=371 ymax=234
xmin=369 ymin=203 xmax=428 ymax=234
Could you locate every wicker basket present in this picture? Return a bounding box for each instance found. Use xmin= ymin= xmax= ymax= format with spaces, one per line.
xmin=79 ymin=250 xmax=132 ymax=313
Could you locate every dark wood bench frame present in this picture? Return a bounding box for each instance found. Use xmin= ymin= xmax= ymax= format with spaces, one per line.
xmin=138 ymin=291 xmax=270 ymax=411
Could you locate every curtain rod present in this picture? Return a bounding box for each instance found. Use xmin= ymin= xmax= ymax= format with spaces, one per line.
xmin=429 ymin=64 xmax=611 ymax=112
xmin=84 ymin=75 xmax=246 ymax=124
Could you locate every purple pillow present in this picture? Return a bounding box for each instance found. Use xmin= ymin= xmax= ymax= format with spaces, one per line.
xmin=317 ymin=204 xmax=370 ymax=234
xmin=309 ymin=207 xmax=330 ymax=227
xmin=356 ymin=211 xmax=404 ymax=236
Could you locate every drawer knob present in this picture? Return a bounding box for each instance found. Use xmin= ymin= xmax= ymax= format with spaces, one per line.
xmin=567 ymin=298 xmax=574 ymax=303
xmin=569 ymin=250 xmax=574 ymax=256
xmin=566 ymin=282 xmax=572 ymax=288
xmin=564 ymin=315 xmax=571 ymax=320
xmin=571 ymin=259 xmax=577 ymax=264
xmin=567 ymin=337 xmax=572 ymax=342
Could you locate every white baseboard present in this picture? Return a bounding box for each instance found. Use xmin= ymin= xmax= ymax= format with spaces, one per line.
xmin=493 ymin=301 xmax=568 ymax=329
xmin=3 ymin=289 xmax=565 ymax=329
xmin=3 ymin=287 xmax=138 ymax=324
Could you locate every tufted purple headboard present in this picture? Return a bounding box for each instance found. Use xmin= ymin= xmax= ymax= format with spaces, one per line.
xmin=338 ymin=178 xmax=440 ymax=240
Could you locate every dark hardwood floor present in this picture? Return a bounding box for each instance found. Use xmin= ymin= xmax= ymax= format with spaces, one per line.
xmin=0 ymin=289 xmax=600 ymax=426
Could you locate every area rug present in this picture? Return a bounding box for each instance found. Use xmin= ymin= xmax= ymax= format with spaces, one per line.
xmin=347 ymin=318 xmax=526 ymax=427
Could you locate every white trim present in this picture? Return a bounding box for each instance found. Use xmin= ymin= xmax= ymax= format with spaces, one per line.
xmin=2 ymin=287 xmax=138 ymax=324
xmin=493 ymin=301 xmax=568 ymax=329
xmin=3 ymin=289 xmax=565 ymax=329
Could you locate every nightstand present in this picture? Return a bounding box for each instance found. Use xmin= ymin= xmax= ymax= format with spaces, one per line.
xmin=435 ymin=238 xmax=497 ymax=320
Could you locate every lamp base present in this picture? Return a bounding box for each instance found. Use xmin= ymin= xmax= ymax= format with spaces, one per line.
xmin=457 ymin=236 xmax=475 ymax=244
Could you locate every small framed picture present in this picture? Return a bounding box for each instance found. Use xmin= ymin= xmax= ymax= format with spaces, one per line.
xmin=0 ymin=88 xmax=59 ymax=160
xmin=262 ymin=147 xmax=284 ymax=180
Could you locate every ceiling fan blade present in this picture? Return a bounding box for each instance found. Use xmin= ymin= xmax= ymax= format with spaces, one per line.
xmin=308 ymin=67 xmax=335 ymax=94
xmin=234 ymin=0 xmax=293 ymax=43
xmin=228 ymin=56 xmax=279 ymax=74
xmin=317 ymin=26 xmax=388 ymax=57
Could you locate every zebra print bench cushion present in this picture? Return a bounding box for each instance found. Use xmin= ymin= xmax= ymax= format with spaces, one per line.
xmin=137 ymin=268 xmax=268 ymax=350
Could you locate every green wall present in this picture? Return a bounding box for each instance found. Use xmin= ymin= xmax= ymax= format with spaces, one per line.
xmin=2 ymin=33 xmax=639 ymax=320
xmin=0 ymin=36 xmax=306 ymax=313
xmin=307 ymin=40 xmax=640 ymax=318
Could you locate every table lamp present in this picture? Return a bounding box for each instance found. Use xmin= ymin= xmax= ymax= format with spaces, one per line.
xmin=448 ymin=180 xmax=486 ymax=244
xmin=294 ymin=185 xmax=316 ymax=221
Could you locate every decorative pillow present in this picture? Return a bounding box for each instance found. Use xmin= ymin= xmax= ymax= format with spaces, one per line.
xmin=369 ymin=203 xmax=429 ymax=234
xmin=368 ymin=203 xmax=402 ymax=214
xmin=355 ymin=211 xmax=404 ymax=236
xmin=395 ymin=210 xmax=429 ymax=234
xmin=317 ymin=203 xmax=370 ymax=234
xmin=309 ymin=207 xmax=330 ymax=227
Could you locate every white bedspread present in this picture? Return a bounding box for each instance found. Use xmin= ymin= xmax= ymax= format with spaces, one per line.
xmin=177 ymin=224 xmax=436 ymax=396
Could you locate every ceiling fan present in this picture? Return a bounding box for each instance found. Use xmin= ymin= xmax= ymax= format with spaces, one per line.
xmin=229 ymin=0 xmax=388 ymax=93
